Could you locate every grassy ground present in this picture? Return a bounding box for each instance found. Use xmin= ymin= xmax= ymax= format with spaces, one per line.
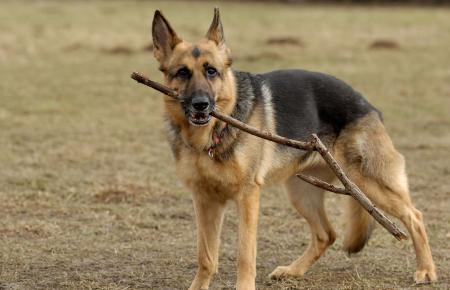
xmin=0 ymin=1 xmax=449 ymax=289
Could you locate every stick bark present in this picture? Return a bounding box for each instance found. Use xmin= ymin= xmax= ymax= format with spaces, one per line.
xmin=130 ymin=71 xmax=407 ymax=241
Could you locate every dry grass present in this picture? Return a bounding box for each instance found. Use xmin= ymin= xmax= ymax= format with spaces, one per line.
xmin=0 ymin=1 xmax=449 ymax=289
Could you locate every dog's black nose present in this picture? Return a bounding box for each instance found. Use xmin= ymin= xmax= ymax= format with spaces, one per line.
xmin=192 ymin=96 xmax=210 ymax=111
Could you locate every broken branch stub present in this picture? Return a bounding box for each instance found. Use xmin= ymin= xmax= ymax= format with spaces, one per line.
xmin=296 ymin=173 xmax=349 ymax=195
xmin=130 ymin=71 xmax=407 ymax=240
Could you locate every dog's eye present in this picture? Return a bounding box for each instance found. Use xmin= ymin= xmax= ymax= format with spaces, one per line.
xmin=176 ymin=67 xmax=191 ymax=79
xmin=206 ymin=67 xmax=218 ymax=78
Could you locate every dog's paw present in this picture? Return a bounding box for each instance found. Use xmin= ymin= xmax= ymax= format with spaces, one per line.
xmin=269 ymin=266 xmax=304 ymax=280
xmin=414 ymin=268 xmax=437 ymax=284
xmin=269 ymin=266 xmax=290 ymax=279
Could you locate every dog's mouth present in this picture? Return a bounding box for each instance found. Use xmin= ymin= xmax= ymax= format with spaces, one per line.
xmin=188 ymin=111 xmax=212 ymax=126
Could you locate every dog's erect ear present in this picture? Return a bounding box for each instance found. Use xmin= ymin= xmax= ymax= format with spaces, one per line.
xmin=152 ymin=10 xmax=182 ymax=63
xmin=206 ymin=8 xmax=225 ymax=47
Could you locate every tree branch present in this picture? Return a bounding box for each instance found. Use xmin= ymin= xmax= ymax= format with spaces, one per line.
xmin=130 ymin=71 xmax=407 ymax=241
xmin=296 ymin=174 xmax=349 ymax=195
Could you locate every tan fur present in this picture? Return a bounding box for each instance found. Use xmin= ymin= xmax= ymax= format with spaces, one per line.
xmin=152 ymin=11 xmax=436 ymax=290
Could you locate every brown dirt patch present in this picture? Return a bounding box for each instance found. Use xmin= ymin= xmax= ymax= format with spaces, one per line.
xmin=266 ymin=36 xmax=304 ymax=46
xmin=369 ymin=39 xmax=401 ymax=50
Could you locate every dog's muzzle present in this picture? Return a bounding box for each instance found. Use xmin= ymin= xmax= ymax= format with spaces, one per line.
xmin=188 ymin=95 xmax=214 ymax=126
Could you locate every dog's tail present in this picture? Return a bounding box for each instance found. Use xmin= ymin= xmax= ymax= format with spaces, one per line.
xmin=342 ymin=197 xmax=375 ymax=254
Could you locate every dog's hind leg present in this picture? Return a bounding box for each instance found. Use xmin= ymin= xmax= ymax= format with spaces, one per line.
xmin=345 ymin=165 xmax=437 ymax=283
xmin=337 ymin=113 xmax=437 ymax=283
xmin=269 ymin=167 xmax=336 ymax=279
xmin=189 ymin=193 xmax=226 ymax=290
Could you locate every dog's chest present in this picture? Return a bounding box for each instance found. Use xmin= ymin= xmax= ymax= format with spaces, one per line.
xmin=176 ymin=149 xmax=249 ymax=198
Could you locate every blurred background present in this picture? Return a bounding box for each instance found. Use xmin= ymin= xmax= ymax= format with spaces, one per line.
xmin=0 ymin=0 xmax=449 ymax=289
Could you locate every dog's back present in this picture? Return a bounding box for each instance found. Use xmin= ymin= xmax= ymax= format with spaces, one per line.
xmin=261 ymin=69 xmax=380 ymax=142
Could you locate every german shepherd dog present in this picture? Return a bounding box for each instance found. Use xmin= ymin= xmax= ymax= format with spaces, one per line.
xmin=151 ymin=8 xmax=437 ymax=290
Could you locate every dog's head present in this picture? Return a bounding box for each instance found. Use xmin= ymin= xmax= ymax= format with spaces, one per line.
xmin=151 ymin=8 xmax=233 ymax=127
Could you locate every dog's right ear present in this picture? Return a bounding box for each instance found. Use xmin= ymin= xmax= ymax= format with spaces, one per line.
xmin=152 ymin=10 xmax=181 ymax=64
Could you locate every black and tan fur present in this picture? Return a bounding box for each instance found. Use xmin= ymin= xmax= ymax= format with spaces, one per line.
xmin=151 ymin=9 xmax=437 ymax=290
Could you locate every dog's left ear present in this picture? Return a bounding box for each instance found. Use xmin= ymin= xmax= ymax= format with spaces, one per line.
xmin=206 ymin=8 xmax=225 ymax=48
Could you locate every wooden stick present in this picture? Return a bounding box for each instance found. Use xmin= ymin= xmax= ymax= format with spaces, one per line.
xmin=131 ymin=72 xmax=179 ymax=99
xmin=130 ymin=71 xmax=408 ymax=240
xmin=296 ymin=174 xmax=349 ymax=195
xmin=210 ymin=110 xmax=315 ymax=151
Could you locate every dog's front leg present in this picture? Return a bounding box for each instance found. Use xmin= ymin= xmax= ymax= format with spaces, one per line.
xmin=236 ymin=185 xmax=260 ymax=290
xmin=189 ymin=192 xmax=226 ymax=290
